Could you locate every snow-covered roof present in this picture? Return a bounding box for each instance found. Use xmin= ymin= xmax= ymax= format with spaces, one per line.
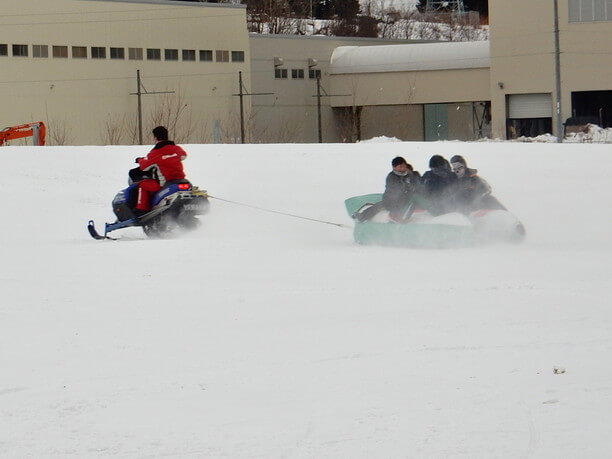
xmin=329 ymin=40 xmax=490 ymax=74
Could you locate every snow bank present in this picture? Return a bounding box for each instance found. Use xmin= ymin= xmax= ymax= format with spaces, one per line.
xmin=1 ymin=140 xmax=611 ymax=458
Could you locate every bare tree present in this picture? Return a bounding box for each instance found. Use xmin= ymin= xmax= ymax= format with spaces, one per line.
xmin=147 ymin=89 xmax=197 ymax=143
xmin=46 ymin=118 xmax=73 ymax=146
xmin=246 ymin=0 xmax=296 ymax=34
xmin=335 ymin=106 xmax=363 ymax=142
xmin=100 ymin=114 xmax=128 ymax=145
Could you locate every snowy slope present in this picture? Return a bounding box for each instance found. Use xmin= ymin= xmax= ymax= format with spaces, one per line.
xmin=1 ymin=140 xmax=611 ymax=457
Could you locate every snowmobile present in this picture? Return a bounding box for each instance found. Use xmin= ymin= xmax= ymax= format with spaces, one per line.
xmin=88 ymin=178 xmax=210 ymax=240
xmin=346 ymin=193 xmax=525 ymax=249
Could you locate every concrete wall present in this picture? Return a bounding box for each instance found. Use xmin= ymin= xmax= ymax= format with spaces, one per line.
xmin=329 ymin=68 xmax=490 ymax=107
xmin=327 ymin=68 xmax=489 ymax=141
xmin=361 ymin=105 xmax=425 ymax=141
xmin=0 ymin=0 xmax=249 ymax=145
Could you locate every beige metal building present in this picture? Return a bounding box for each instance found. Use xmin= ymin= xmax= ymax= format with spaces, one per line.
xmin=489 ymin=0 xmax=612 ymax=139
xmin=248 ymin=34 xmax=426 ymax=143
xmin=328 ymin=41 xmax=491 ymax=141
xmin=322 ymin=0 xmax=612 ymax=141
xmin=1 ymin=0 xmax=250 ymax=145
xmin=2 ymin=0 xmax=610 ymax=144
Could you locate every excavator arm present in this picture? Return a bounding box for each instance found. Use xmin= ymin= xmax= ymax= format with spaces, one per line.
xmin=0 ymin=122 xmax=46 ymax=146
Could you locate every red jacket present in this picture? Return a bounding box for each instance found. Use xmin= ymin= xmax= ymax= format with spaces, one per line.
xmin=138 ymin=140 xmax=187 ymax=185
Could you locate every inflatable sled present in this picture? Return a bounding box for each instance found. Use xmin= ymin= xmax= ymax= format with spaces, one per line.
xmin=345 ymin=193 xmax=525 ymax=249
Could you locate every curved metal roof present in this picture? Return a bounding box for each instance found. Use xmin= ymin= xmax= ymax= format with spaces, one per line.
xmin=329 ymin=40 xmax=489 ymax=74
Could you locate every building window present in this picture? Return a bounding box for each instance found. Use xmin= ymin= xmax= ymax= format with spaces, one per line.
xmin=147 ymin=48 xmax=161 ymax=60
xmin=52 ymin=46 xmax=68 ymax=58
xmin=291 ymin=68 xmax=305 ymax=79
xmin=309 ymin=69 xmax=321 ymax=79
xmin=110 ymin=47 xmax=125 ymax=60
xmin=91 ymin=47 xmax=106 ymax=59
xmin=12 ymin=44 xmax=28 ymax=57
xmin=182 ymin=49 xmax=196 ymax=61
xmin=33 ymin=45 xmax=49 ymax=58
xmin=0 ymin=44 xmax=7 ymax=56
xmin=72 ymin=46 xmax=87 ymax=58
xmin=231 ymin=51 xmax=245 ymax=62
xmin=569 ymin=0 xmax=612 ymax=21
xmin=199 ymin=49 xmax=213 ymax=61
xmin=215 ymin=50 xmax=229 ymax=62
xmin=128 ymin=48 xmax=143 ymax=60
xmin=274 ymin=68 xmax=288 ymax=79
xmin=165 ymin=49 xmax=178 ymax=61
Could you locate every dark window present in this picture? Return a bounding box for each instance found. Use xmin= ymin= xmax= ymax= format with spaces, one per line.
xmin=0 ymin=44 xmax=7 ymax=56
xmin=33 ymin=45 xmax=49 ymax=58
xmin=570 ymin=90 xmax=612 ymax=129
xmin=52 ymin=46 xmax=68 ymax=58
xmin=147 ymin=48 xmax=161 ymax=60
xmin=128 ymin=48 xmax=143 ymax=60
xmin=507 ymin=118 xmax=552 ymax=139
xmin=231 ymin=50 xmax=245 ymax=62
xmin=12 ymin=44 xmax=28 ymax=57
xmin=91 ymin=47 xmax=106 ymax=59
xmin=309 ymin=69 xmax=321 ymax=79
xmin=216 ymin=50 xmax=229 ymax=62
xmin=182 ymin=49 xmax=196 ymax=61
xmin=291 ymin=68 xmax=304 ymax=79
xmin=274 ymin=68 xmax=288 ymax=79
xmin=199 ymin=50 xmax=213 ymax=61
xmin=110 ymin=47 xmax=125 ymax=59
xmin=72 ymin=46 xmax=87 ymax=58
xmin=165 ymin=49 xmax=178 ymax=61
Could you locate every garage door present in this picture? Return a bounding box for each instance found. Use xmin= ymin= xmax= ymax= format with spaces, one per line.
xmin=508 ymin=93 xmax=552 ymax=118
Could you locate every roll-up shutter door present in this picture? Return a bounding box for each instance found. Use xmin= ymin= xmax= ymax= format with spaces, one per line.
xmin=508 ymin=93 xmax=552 ymax=118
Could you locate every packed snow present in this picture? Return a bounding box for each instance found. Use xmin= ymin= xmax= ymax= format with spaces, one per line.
xmin=1 ymin=139 xmax=611 ymax=457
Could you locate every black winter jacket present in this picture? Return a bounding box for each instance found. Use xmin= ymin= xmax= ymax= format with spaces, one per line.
xmin=455 ymin=168 xmax=489 ymax=207
xmin=421 ymin=166 xmax=457 ymax=214
xmin=382 ymin=171 xmax=420 ymax=213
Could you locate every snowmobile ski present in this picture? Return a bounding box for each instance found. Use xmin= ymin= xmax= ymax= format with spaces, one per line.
xmin=87 ymin=220 xmax=120 ymax=240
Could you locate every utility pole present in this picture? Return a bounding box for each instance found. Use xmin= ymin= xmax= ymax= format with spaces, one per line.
xmin=313 ymin=74 xmax=351 ymax=143
xmin=136 ymin=70 xmax=143 ymax=146
xmin=316 ymin=75 xmax=322 ymax=143
xmin=238 ymin=71 xmax=245 ymax=143
xmin=232 ymin=71 xmax=273 ymax=143
xmin=130 ymin=70 xmax=174 ymax=145
xmin=553 ymin=0 xmax=563 ymax=143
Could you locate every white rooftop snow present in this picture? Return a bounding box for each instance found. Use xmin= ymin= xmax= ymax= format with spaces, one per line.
xmin=329 ymin=40 xmax=490 ymax=74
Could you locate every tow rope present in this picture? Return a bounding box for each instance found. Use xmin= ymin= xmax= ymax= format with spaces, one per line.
xmin=207 ymin=195 xmax=351 ymax=229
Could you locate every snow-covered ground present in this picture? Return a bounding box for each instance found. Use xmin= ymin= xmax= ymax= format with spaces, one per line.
xmin=1 ymin=140 xmax=611 ymax=457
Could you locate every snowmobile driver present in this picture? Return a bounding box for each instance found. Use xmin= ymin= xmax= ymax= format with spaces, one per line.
xmin=132 ymin=126 xmax=188 ymax=215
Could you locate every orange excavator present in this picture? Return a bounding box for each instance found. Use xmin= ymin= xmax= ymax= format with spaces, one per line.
xmin=0 ymin=122 xmax=46 ymax=146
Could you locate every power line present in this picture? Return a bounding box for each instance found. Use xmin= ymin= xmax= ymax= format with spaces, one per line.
xmin=0 ymin=68 xmax=267 ymax=85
